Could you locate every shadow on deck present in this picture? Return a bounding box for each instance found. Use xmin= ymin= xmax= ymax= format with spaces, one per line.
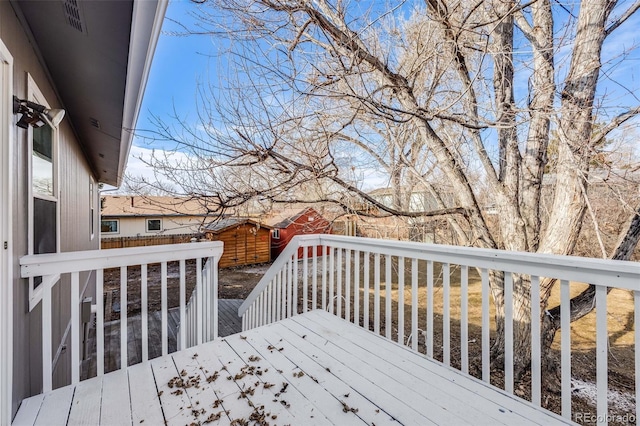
xmin=81 ymin=299 xmax=243 ymax=380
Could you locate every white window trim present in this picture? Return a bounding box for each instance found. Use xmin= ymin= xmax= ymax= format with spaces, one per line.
xmin=101 ymin=219 xmax=120 ymax=235
xmin=146 ymin=218 xmax=162 ymax=232
xmin=26 ymin=74 xmax=61 ymax=313
xmin=0 ymin=37 xmax=13 ymax=426
xmin=272 ymin=229 xmax=280 ymax=239
xmin=89 ymin=176 xmax=95 ymax=240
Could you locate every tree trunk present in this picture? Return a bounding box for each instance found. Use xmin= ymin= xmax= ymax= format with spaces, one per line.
xmin=541 ymin=203 xmax=640 ymax=366
xmin=519 ymin=0 xmax=555 ymax=252
xmin=536 ymin=1 xmax=615 ymax=382
xmin=490 ymin=272 xmax=533 ymax=380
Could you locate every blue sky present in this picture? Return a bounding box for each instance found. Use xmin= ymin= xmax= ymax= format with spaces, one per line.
xmin=124 ymin=0 xmax=640 ymax=191
xmin=135 ymin=0 xmax=210 ymax=141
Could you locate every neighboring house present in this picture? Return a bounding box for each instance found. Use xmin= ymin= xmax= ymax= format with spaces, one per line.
xmin=266 ymin=207 xmax=332 ymax=259
xmin=203 ymin=218 xmax=272 ymax=268
xmin=0 ymin=0 xmax=166 ymax=422
xmin=368 ymin=186 xmax=452 ymax=213
xmin=101 ymin=195 xmax=212 ymax=238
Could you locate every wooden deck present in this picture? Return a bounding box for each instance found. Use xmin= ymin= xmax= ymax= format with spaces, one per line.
xmin=81 ymin=299 xmax=243 ymax=379
xmin=14 ymin=310 xmax=571 ymax=425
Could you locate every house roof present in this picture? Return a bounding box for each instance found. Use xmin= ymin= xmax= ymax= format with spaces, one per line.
xmin=368 ymin=184 xmax=452 ymax=197
xmin=11 ymin=0 xmax=167 ymax=186
xmin=101 ymin=196 xmax=211 ymax=217
xmin=265 ymin=207 xmax=327 ymax=229
xmin=203 ymin=218 xmax=273 ymax=234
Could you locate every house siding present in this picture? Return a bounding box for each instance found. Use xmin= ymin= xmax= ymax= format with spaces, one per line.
xmin=102 ymin=215 xmax=206 ymax=238
xmin=1 ymin=3 xmax=99 ymax=417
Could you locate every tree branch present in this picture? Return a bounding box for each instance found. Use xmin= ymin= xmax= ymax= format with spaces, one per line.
xmin=605 ymin=0 xmax=640 ymax=36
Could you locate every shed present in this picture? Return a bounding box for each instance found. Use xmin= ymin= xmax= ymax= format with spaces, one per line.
xmin=203 ymin=218 xmax=272 ymax=268
xmin=267 ymin=207 xmax=332 ymax=259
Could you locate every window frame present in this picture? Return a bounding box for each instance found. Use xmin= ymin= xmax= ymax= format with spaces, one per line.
xmin=0 ymin=37 xmax=14 ymax=426
xmin=101 ymin=219 xmax=119 ymax=235
xmin=26 ymin=74 xmax=60 ymax=304
xmin=89 ymin=176 xmax=95 ymax=240
xmin=146 ymin=218 xmax=162 ymax=232
xmin=272 ymin=229 xmax=280 ymax=239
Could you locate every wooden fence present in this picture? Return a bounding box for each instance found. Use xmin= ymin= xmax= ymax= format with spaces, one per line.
xmin=101 ymin=234 xmax=200 ymax=249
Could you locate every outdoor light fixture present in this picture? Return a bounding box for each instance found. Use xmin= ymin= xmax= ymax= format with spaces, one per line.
xmin=13 ymin=96 xmax=65 ymax=129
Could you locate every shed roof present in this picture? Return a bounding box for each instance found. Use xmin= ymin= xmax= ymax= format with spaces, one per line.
xmin=265 ymin=207 xmax=327 ymax=229
xmin=203 ymin=218 xmax=273 ymax=234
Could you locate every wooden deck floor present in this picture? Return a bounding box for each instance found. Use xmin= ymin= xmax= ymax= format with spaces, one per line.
xmin=15 ymin=310 xmax=572 ymax=425
xmin=81 ymin=299 xmax=243 ymax=379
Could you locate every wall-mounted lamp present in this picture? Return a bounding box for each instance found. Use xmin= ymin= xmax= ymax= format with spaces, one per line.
xmin=13 ymin=96 xmax=65 ymax=129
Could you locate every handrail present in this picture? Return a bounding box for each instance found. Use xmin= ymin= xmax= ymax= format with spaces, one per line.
xmin=238 ymin=235 xmax=320 ymax=315
xmin=316 ymin=235 xmax=639 ymax=287
xmin=20 ymin=241 xmax=223 ymax=277
xmin=18 ymin=241 xmax=223 ymax=393
xmin=238 ymin=234 xmax=640 ymax=424
xmin=240 ymin=235 xmax=640 ymax=316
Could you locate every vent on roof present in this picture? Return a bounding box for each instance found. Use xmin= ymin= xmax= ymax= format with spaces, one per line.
xmin=63 ymin=0 xmax=86 ymax=34
xmin=89 ymin=117 xmax=101 ymax=129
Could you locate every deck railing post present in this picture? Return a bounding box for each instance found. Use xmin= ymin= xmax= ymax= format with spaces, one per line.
xmin=504 ymin=271 xmax=514 ymax=394
xmin=443 ymin=263 xmax=450 ymax=366
xmin=397 ymin=257 xmax=404 ymax=345
xmin=596 ymin=285 xmax=608 ymax=425
xmin=120 ymin=266 xmax=128 ymax=370
xmin=195 ymin=258 xmax=202 ymax=346
xmin=213 ymin=256 xmax=219 ymax=339
xmin=70 ymin=271 xmax=80 ymax=385
xmin=531 ymin=275 xmax=541 ymax=405
xmin=560 ymin=279 xmax=570 ymax=419
xmin=97 ymin=269 xmax=105 ymax=376
xmin=42 ymin=276 xmax=52 ymax=392
xmin=337 ymin=249 xmax=343 ymax=318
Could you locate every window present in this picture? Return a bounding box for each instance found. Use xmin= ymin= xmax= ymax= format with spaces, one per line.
xmin=32 ymin=124 xmax=54 ymax=197
xmin=146 ymin=218 xmax=161 ymax=232
xmin=27 ymin=75 xmax=59 ymax=293
xmin=272 ymin=229 xmax=280 ymax=239
xmin=101 ymin=219 xmax=119 ymax=234
xmin=29 ymin=76 xmax=58 ymax=257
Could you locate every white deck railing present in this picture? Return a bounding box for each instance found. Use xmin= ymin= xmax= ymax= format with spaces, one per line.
xmin=178 ymin=257 xmax=218 ymax=350
xmin=238 ymin=234 xmax=640 ymax=424
xmin=19 ymin=242 xmax=223 ymax=393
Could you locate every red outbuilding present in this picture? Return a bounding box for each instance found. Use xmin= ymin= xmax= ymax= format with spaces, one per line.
xmin=267 ymin=207 xmax=332 ymax=259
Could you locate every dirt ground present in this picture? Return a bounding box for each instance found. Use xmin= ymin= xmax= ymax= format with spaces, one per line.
xmin=102 ymin=261 xmax=267 ymax=320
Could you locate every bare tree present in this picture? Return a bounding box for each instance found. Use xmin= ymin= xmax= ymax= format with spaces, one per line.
xmin=134 ymin=0 xmax=640 ymax=380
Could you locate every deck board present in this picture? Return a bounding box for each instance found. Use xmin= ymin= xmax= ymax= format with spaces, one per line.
xmin=15 ymin=310 xmax=573 ymax=426
xmin=99 ymin=370 xmax=131 ymax=425
xmin=128 ymin=361 xmax=165 ymax=425
xmin=66 ymin=375 xmax=102 ymax=425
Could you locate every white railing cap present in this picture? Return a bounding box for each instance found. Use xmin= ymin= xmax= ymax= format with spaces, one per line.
xmin=20 ymin=241 xmax=224 ymax=278
xmin=239 ymin=234 xmax=640 ymax=316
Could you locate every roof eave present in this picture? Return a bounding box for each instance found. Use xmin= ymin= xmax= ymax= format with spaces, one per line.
xmin=116 ymin=0 xmax=168 ymax=187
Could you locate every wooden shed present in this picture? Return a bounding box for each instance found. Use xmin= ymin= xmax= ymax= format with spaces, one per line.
xmin=203 ymin=218 xmax=272 ymax=268
xmin=267 ymin=207 xmax=332 ymax=259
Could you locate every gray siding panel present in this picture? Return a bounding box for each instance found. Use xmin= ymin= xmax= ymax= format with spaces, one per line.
xmin=1 ymin=2 xmax=100 ymax=418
